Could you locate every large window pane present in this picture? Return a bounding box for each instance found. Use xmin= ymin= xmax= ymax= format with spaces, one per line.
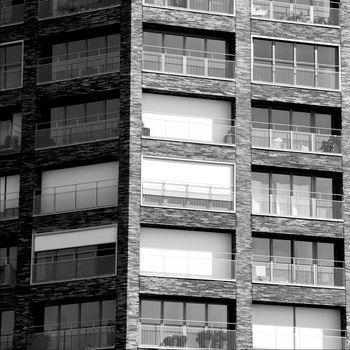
xmin=208 ymin=304 xmax=227 ymax=326
xmin=44 ymin=306 xmax=59 ymax=331
xmin=254 ymin=39 xmax=272 ymax=60
xmin=275 ymin=42 xmax=294 ymax=84
xmin=81 ymin=301 xmax=100 ymax=326
xmin=60 ymin=304 xmax=79 ymax=329
xmin=102 ymin=300 xmax=116 ymax=325
xmin=164 ymin=301 xmax=183 ymax=325
xmin=186 ymin=303 xmax=205 ymax=326
xmin=1 ymin=311 xmax=14 ymax=333
xmin=293 ymin=176 xmax=311 ymax=217
xmin=296 ymin=44 xmax=315 ymax=87
xmin=141 ymin=300 xmax=161 ymax=323
xmin=252 ymin=172 xmax=270 ymax=214
xmin=253 ymin=238 xmax=270 ymax=260
xmin=5 ymin=45 xmax=22 ymax=63
xmin=318 ymin=46 xmax=337 ymax=66
xmin=143 ymin=32 xmax=162 ymax=52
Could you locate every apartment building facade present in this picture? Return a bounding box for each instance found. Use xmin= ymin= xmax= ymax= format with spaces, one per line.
xmin=0 ymin=0 xmax=349 ymax=349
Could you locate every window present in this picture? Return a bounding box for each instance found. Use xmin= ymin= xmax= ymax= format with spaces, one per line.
xmin=253 ymin=39 xmax=339 ymax=89
xmin=0 ymin=175 xmax=20 ymax=220
xmin=0 ymin=42 xmax=22 ymax=90
xmin=0 ymin=310 xmax=14 ymax=342
xmin=0 ymin=246 xmax=16 ymax=286
xmin=0 ymin=0 xmax=24 ymax=25
xmin=0 ymin=111 xmax=21 ymax=153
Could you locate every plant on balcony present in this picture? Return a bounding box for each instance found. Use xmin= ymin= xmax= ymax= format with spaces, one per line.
xmin=196 ymin=329 xmax=228 ymax=349
xmin=162 ymin=334 xmax=187 ymax=347
xmin=320 ymin=135 xmax=341 ymax=153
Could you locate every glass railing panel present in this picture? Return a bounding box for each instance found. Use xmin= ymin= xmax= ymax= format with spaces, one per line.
xmin=0 ymin=3 xmax=24 ymax=25
xmin=38 ymin=0 xmax=120 ymax=19
xmin=0 ymin=194 xmax=19 ymax=220
xmin=0 ymin=65 xmax=22 ymax=90
xmin=0 ymin=122 xmax=21 ymax=154
xmin=0 ymin=333 xmax=13 ymax=350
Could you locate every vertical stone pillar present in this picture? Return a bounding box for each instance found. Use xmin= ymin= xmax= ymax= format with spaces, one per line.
xmin=234 ymin=0 xmax=253 ymax=348
xmin=116 ymin=0 xmax=143 ymax=349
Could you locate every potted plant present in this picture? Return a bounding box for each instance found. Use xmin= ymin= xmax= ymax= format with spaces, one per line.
xmin=196 ymin=329 xmax=228 ymax=349
xmin=142 ymin=122 xmax=150 ymax=137
xmin=320 ymin=135 xmax=341 ymax=153
xmin=162 ymin=334 xmax=187 ymax=347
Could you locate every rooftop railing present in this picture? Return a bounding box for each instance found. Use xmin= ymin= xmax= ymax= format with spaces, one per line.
xmin=143 ymin=0 xmax=235 ymax=15
xmin=252 ymin=187 xmax=342 ymax=220
xmin=142 ymin=179 xmax=235 ymax=212
xmin=37 ymin=46 xmax=120 ymax=84
xmin=253 ymin=325 xmax=345 ymax=350
xmin=32 ymin=253 xmax=116 ymax=284
xmin=33 ymin=179 xmax=118 ymax=215
xmin=0 ymin=2 xmax=24 ymax=26
xmin=38 ymin=0 xmax=120 ymax=19
xmin=252 ymin=255 xmax=344 ymax=288
xmin=252 ymin=122 xmax=341 ymax=154
xmin=0 ymin=121 xmax=21 ymax=154
xmin=35 ymin=112 xmax=119 ymax=149
xmin=0 ymin=64 xmax=22 ymax=90
xmin=0 ymin=193 xmax=19 ymax=220
xmin=28 ymin=321 xmax=115 ymax=350
xmin=0 ymin=258 xmax=16 ymax=286
xmin=143 ymin=45 xmax=235 ymax=80
xmin=140 ymin=319 xmax=236 ymax=350
xmin=253 ymin=58 xmax=339 ymax=90
xmin=140 ymin=249 xmax=235 ymax=280
xmin=252 ymin=0 xmax=340 ymax=26
xmin=142 ymin=113 xmax=235 ymax=145
xmin=0 ymin=332 xmax=13 ymax=350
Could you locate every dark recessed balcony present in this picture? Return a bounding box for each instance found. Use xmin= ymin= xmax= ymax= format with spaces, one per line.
xmin=0 ymin=2 xmax=24 ymax=26
xmin=0 ymin=258 xmax=16 ymax=287
xmin=38 ymin=0 xmax=120 ymax=19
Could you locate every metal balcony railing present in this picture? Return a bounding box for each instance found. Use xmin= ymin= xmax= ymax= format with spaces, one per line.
xmin=32 ymin=253 xmax=116 ymax=284
xmin=38 ymin=0 xmax=120 ymax=19
xmin=140 ymin=319 xmax=236 ymax=350
xmin=251 ymin=122 xmax=341 ymax=154
xmin=142 ymin=113 xmax=235 ymax=145
xmin=252 ymin=187 xmax=342 ymax=220
xmin=143 ymin=45 xmax=235 ymax=79
xmin=253 ymin=325 xmax=345 ymax=350
xmin=0 ymin=193 xmax=19 ymax=220
xmin=252 ymin=0 xmax=340 ymax=26
xmin=252 ymin=255 xmax=344 ymax=288
xmin=28 ymin=321 xmax=115 ymax=350
xmin=253 ymin=59 xmax=339 ymax=90
xmin=142 ymin=179 xmax=235 ymax=212
xmin=140 ymin=250 xmax=235 ymax=280
xmin=0 ymin=2 xmax=24 ymax=25
xmin=143 ymin=0 xmax=235 ymax=15
xmin=0 ymin=258 xmax=16 ymax=286
xmin=37 ymin=46 xmax=120 ymax=83
xmin=35 ymin=113 xmax=119 ymax=149
xmin=0 ymin=332 xmax=13 ymax=350
xmin=0 ymin=64 xmax=22 ymax=90
xmin=0 ymin=121 xmax=21 ymax=154
xmin=33 ymin=179 xmax=118 ymax=215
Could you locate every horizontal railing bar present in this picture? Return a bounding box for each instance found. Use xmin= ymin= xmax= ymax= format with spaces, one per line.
xmin=252 ymin=187 xmax=342 ymax=198
xmin=33 ymin=253 xmax=115 ymax=265
xmin=143 ymin=179 xmax=233 ymax=190
xmin=140 ymin=318 xmax=235 ymax=326
xmin=253 ymin=254 xmax=344 ymax=266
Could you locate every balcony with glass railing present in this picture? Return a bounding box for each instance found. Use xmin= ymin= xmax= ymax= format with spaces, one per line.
xmin=252 ymin=255 xmax=344 ymax=288
xmin=253 ymin=325 xmax=345 ymax=350
xmin=27 ymin=321 xmax=115 ymax=350
xmin=37 ymin=46 xmax=120 ymax=84
xmin=252 ymin=0 xmax=340 ymax=26
xmin=140 ymin=319 xmax=236 ymax=350
xmin=0 ymin=332 xmax=13 ymax=350
xmin=0 ymin=64 xmax=22 ymax=90
xmin=0 ymin=194 xmax=19 ymax=220
xmin=35 ymin=113 xmax=119 ymax=149
xmin=253 ymin=58 xmax=339 ymax=90
xmin=143 ymin=0 xmax=235 ymax=15
xmin=252 ymin=122 xmax=341 ymax=155
xmin=140 ymin=249 xmax=235 ymax=281
xmin=143 ymin=46 xmax=235 ymax=80
xmin=0 ymin=121 xmax=21 ymax=154
xmin=33 ymin=179 xmax=118 ymax=215
xmin=38 ymin=0 xmax=120 ymax=19
xmin=142 ymin=113 xmax=235 ymax=145
xmin=0 ymin=258 xmax=16 ymax=287
xmin=142 ymin=179 xmax=235 ymax=212
xmin=0 ymin=1 xmax=24 ymax=26
xmin=32 ymin=252 xmax=115 ymax=284
xmin=252 ymin=188 xmax=342 ymax=220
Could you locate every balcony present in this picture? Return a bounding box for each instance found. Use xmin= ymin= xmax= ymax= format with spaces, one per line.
xmin=252 ymin=122 xmax=341 ymax=155
xmin=0 ymin=65 xmax=22 ymax=91
xmin=33 ymin=179 xmax=118 ymax=215
xmin=37 ymin=46 xmax=120 ymax=84
xmin=0 ymin=333 xmax=12 ymax=350
xmin=253 ymin=325 xmax=345 ymax=349
xmin=140 ymin=249 xmax=235 ymax=281
xmin=28 ymin=322 xmax=115 ymax=350
xmin=252 ymin=188 xmax=342 ymax=220
xmin=140 ymin=319 xmax=236 ymax=350
xmin=35 ymin=113 xmax=119 ymax=149
xmin=143 ymin=0 xmax=235 ymax=15
xmin=143 ymin=46 xmax=235 ymax=80
xmin=0 ymin=258 xmax=16 ymax=287
xmin=253 ymin=59 xmax=339 ymax=90
xmin=0 ymin=2 xmax=24 ymax=26
xmin=0 ymin=194 xmax=19 ymax=220
xmin=0 ymin=121 xmax=21 ymax=154
xmin=252 ymin=0 xmax=339 ymax=26
xmin=142 ymin=113 xmax=235 ymax=145
xmin=142 ymin=180 xmax=235 ymax=212
xmin=38 ymin=0 xmax=120 ymax=19
xmin=252 ymin=255 xmax=344 ymax=288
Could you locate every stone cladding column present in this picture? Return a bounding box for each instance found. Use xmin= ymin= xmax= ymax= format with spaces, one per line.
xmin=234 ymin=0 xmax=253 ymax=348
xmin=116 ymin=0 xmax=143 ymax=349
